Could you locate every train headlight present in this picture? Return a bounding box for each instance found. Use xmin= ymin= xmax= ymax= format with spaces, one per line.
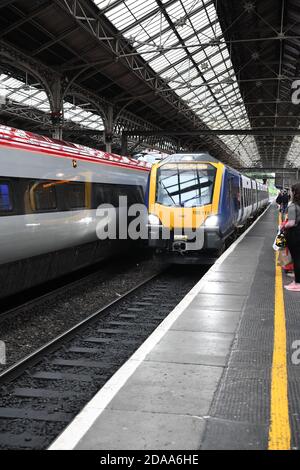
xmin=148 ymin=214 xmax=161 ymax=225
xmin=205 ymin=215 xmax=219 ymax=227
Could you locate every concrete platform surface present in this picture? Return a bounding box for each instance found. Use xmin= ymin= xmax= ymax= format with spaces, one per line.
xmin=49 ymin=205 xmax=300 ymax=450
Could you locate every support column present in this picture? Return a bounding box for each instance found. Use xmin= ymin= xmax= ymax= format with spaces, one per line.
xmin=121 ymin=132 xmax=128 ymax=156
xmin=104 ymin=105 xmax=114 ymax=153
xmin=49 ymin=79 xmax=63 ymax=140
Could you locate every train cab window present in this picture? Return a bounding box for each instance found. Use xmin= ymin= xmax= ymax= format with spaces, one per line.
xmin=0 ymin=181 xmax=13 ymax=212
xmin=33 ymin=182 xmax=57 ymax=211
xmin=65 ymin=183 xmax=85 ymax=209
xmin=156 ymin=163 xmax=216 ymax=207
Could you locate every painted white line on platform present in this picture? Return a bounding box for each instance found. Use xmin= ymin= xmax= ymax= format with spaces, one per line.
xmin=49 ymin=204 xmax=271 ymax=450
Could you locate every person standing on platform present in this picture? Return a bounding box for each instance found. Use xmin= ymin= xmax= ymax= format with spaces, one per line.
xmin=276 ymin=189 xmax=289 ymax=222
xmin=283 ymin=183 xmax=300 ymax=291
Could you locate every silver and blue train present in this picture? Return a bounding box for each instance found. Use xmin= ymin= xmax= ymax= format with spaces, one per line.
xmin=146 ymin=153 xmax=269 ymax=263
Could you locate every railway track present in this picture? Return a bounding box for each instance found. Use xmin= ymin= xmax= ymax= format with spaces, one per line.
xmin=0 ymin=266 xmax=203 ymax=450
xmin=0 ymin=254 xmax=164 ymax=371
xmin=0 ymin=252 xmax=151 ymax=319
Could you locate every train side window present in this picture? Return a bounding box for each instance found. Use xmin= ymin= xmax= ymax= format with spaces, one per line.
xmin=34 ymin=182 xmax=57 ymax=211
xmin=65 ymin=183 xmax=85 ymax=209
xmin=126 ymin=186 xmax=145 ymax=206
xmin=0 ymin=181 xmax=13 ymax=212
xmin=100 ymin=185 xmax=117 ymax=207
xmin=114 ymin=186 xmax=130 ymax=207
xmin=112 ymin=186 xmax=143 ymax=207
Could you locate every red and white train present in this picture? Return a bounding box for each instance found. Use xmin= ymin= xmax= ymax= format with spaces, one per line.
xmin=0 ymin=126 xmax=150 ymax=298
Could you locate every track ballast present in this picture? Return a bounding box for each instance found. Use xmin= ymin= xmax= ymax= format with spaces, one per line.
xmin=0 ymin=267 xmax=203 ymax=450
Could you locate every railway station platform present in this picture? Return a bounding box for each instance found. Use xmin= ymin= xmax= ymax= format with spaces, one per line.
xmin=49 ymin=204 xmax=300 ymax=451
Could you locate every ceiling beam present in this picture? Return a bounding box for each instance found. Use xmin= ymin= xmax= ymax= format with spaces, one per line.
xmin=123 ymin=128 xmax=300 ymax=137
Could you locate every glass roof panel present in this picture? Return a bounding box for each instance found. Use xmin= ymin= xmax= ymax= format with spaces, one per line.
xmin=95 ymin=0 xmax=256 ymax=162
xmin=3 ymin=0 xmax=262 ymax=165
xmin=0 ymin=73 xmax=104 ymax=131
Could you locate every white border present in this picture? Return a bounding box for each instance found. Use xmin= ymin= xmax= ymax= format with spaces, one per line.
xmin=49 ymin=205 xmax=271 ymax=450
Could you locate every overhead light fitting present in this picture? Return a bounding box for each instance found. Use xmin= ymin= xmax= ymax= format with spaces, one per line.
xmin=243 ymin=2 xmax=255 ymax=12
xmin=128 ymin=36 xmax=135 ymax=45
xmin=251 ymin=52 xmax=260 ymax=60
xmin=209 ymin=38 xmax=221 ymax=46
xmin=221 ymin=77 xmax=234 ymax=84
xmin=174 ymin=17 xmax=187 ymax=27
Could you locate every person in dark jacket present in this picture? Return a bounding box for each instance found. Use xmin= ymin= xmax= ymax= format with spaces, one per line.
xmin=276 ymin=190 xmax=289 ymax=221
xmin=283 ymin=183 xmax=300 ymax=291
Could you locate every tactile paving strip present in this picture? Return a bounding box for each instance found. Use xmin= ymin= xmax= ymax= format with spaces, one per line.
xmin=201 ymin=207 xmax=277 ymax=450
xmin=208 ymin=367 xmax=271 ymax=424
xmin=284 ymin=285 xmax=300 ymax=449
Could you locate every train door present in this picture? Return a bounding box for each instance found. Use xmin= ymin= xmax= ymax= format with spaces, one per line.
xmin=238 ymin=176 xmax=244 ymax=224
xmin=241 ymin=175 xmax=248 ymax=224
xmin=253 ymin=180 xmax=258 ymax=213
xmin=228 ymin=173 xmax=239 ymax=228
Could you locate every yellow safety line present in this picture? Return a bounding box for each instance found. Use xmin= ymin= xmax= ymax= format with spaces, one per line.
xmin=268 ymin=218 xmax=291 ymax=450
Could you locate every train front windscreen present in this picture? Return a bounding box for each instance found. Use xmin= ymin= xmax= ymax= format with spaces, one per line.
xmin=156 ymin=163 xmax=216 ymax=208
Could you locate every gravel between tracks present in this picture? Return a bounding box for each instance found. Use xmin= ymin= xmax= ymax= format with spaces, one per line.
xmin=0 ymin=254 xmax=165 ymax=372
xmin=0 ymin=267 xmax=203 ymax=450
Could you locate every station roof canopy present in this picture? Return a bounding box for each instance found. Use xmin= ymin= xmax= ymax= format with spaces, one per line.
xmin=0 ymin=0 xmax=300 ymax=170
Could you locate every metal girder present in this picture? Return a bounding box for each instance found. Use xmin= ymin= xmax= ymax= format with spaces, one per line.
xmin=0 ymin=1 xmax=238 ymax=163
xmin=53 ymin=0 xmax=222 ymax=129
xmin=0 ymin=1 xmax=242 ymax=162
xmin=155 ymin=0 xmax=230 ymax=130
xmin=0 ymin=101 xmax=51 ymax=126
xmin=240 ymin=168 xmax=299 ymax=172
xmin=123 ymin=129 xmax=300 ymax=137
xmin=0 ymin=0 xmax=17 ymax=8
xmin=0 ymin=99 xmax=182 ymax=153
xmin=31 ymin=26 xmax=80 ymax=56
xmin=0 ymin=41 xmax=161 ymax=135
xmin=0 ymin=1 xmax=53 ymax=38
